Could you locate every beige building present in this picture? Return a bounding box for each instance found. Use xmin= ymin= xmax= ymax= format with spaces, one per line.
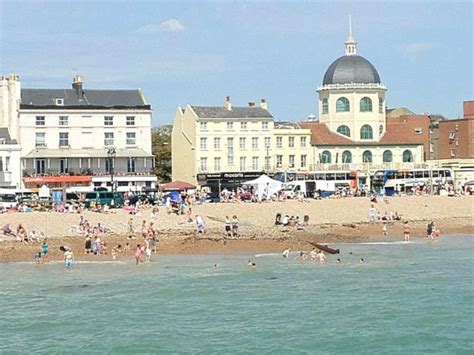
xmin=172 ymin=97 xmax=311 ymax=185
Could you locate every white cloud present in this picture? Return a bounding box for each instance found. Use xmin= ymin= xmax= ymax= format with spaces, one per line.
xmin=135 ymin=19 xmax=184 ymax=34
xmin=404 ymin=42 xmax=438 ymax=60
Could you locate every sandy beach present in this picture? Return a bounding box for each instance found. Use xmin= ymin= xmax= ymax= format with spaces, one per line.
xmin=0 ymin=195 xmax=472 ymax=262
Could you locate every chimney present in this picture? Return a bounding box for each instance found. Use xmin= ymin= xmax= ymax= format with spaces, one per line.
xmin=260 ymin=99 xmax=268 ymax=110
xmin=72 ymin=75 xmax=84 ymax=100
xmin=224 ymin=96 xmax=232 ymax=111
xmin=248 ymin=102 xmax=256 ymax=108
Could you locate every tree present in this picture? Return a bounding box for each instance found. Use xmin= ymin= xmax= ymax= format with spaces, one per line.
xmin=152 ymin=125 xmax=172 ymax=182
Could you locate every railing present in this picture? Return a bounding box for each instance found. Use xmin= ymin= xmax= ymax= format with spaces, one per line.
xmin=317 ymin=83 xmax=387 ymax=91
xmin=22 ymin=170 xmax=156 ymax=178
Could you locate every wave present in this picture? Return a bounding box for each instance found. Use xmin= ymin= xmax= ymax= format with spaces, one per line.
xmin=358 ymin=241 xmax=414 ymax=245
xmin=254 ymin=253 xmax=283 ymax=258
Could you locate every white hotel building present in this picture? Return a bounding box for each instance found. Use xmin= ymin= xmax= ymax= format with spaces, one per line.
xmin=0 ymin=75 xmax=157 ymax=192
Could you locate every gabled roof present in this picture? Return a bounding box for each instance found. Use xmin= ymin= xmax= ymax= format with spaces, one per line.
xmin=21 ymin=89 xmax=150 ymax=109
xmin=0 ymin=128 xmax=17 ymax=144
xmin=191 ymin=106 xmax=273 ymax=119
xmin=299 ymin=122 xmax=354 ymax=145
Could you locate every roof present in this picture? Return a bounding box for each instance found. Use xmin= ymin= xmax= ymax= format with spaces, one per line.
xmin=0 ymin=128 xmax=17 ymax=144
xmin=24 ymin=148 xmax=152 ymax=158
xmin=323 ymin=55 xmax=381 ymax=85
xmin=299 ymin=122 xmax=354 ymax=145
xmin=386 ymin=107 xmax=415 ymax=118
xmin=191 ymin=106 xmax=273 ymax=119
xmin=274 ymin=121 xmax=301 ymax=129
xmin=160 ymin=180 xmax=195 ymax=191
xmin=20 ymin=88 xmax=150 ymax=109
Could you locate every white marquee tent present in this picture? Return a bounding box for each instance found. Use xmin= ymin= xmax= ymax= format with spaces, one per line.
xmin=242 ymin=174 xmax=283 ymax=198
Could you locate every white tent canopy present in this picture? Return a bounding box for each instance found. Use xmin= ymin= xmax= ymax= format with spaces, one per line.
xmin=242 ymin=174 xmax=283 ymax=198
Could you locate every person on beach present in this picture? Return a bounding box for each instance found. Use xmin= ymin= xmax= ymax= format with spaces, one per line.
xmin=34 ymin=251 xmax=42 ymax=264
xmin=224 ymin=216 xmax=232 ymax=237
xmin=84 ymin=235 xmax=92 ymax=254
xmin=368 ymin=204 xmax=377 ymax=223
xmin=145 ymin=246 xmax=152 ymax=262
xmin=403 ymin=221 xmax=410 ymax=241
xmin=64 ymin=249 xmax=74 ymax=270
xmin=134 ymin=244 xmax=143 ymax=265
xmin=426 ymin=221 xmax=435 ymax=238
xmin=195 ymin=215 xmax=205 ymax=234
xmin=282 ymin=248 xmax=291 ymax=258
xmin=41 ymin=239 xmax=48 ymax=258
xmin=382 ymin=223 xmax=388 ymax=236
xmin=111 ymin=247 xmax=117 ymax=262
xmin=127 ymin=217 xmax=135 ymax=238
xmin=231 ymin=215 xmax=239 ymax=237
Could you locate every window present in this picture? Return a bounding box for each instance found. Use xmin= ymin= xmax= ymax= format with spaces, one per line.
xmin=289 ymin=155 xmax=295 ymax=168
xmin=321 ymin=150 xmax=331 ymax=164
xmin=342 ymin=150 xmax=352 ymax=163
xmin=448 ymin=132 xmax=455 ymax=140
xmin=252 ymin=157 xmax=259 ymax=170
xmin=360 ymin=125 xmax=373 ymax=139
xmin=200 ymin=137 xmax=207 ymax=150
xmin=240 ymin=157 xmax=246 ymax=171
xmin=55 ymin=98 xmax=64 ymax=106
xmin=227 ymin=137 xmax=234 ymax=148
xmin=59 ymin=132 xmax=69 ymax=147
xmin=360 ymin=97 xmax=372 ymax=112
xmin=252 ymin=137 xmax=258 ymax=149
xmin=36 ymin=159 xmax=46 ymax=174
xmin=402 ymin=149 xmax=413 ymax=162
xmin=450 ymin=149 xmax=456 ymax=157
xmin=228 ymin=149 xmax=234 ymax=165
xmin=36 ymin=116 xmax=45 ymax=126
xmin=59 ymin=116 xmax=68 ymax=126
xmin=5 ymin=157 xmax=9 ymax=172
xmin=289 ymin=136 xmax=295 ymax=148
xmin=200 ymin=157 xmax=207 ymax=171
xmin=301 ymin=155 xmax=307 ymax=168
xmin=362 ymin=150 xmax=373 ymax=163
xmin=126 ymin=116 xmax=135 ymax=126
xmin=35 ymin=132 xmax=46 ymax=147
xmin=322 ymin=98 xmax=329 ymax=114
xmin=336 ymin=97 xmax=350 ymax=112
xmin=127 ymin=157 xmax=136 ymax=173
xmin=227 ymin=122 xmax=233 ymax=130
xmin=239 ymin=137 xmax=246 ymax=149
xmin=126 ymin=132 xmax=136 ymax=145
xmin=214 ymin=137 xmax=221 ymax=150
xmin=300 ymin=137 xmax=307 ymax=148
xmin=265 ymin=156 xmax=271 ymax=170
xmin=276 ymin=136 xmax=283 ymax=148
xmin=104 ymin=116 xmax=113 ymax=126
xmin=200 ymin=122 xmax=208 ymax=130
xmin=276 ymin=155 xmax=283 ymax=167
xmin=414 ymin=128 xmax=422 ymax=135
xmin=214 ymin=157 xmax=221 ymax=171
xmin=264 ymin=137 xmax=271 ymax=148
xmin=262 ymin=122 xmax=269 ymax=130
xmin=104 ymin=132 xmax=114 ymax=146
xmin=379 ymin=97 xmax=384 ymax=113
xmin=337 ymin=125 xmax=351 ymax=137
xmin=383 ymin=150 xmax=393 ymax=163
xmin=379 ymin=125 xmax=384 ymax=135
xmin=430 ymin=143 xmax=434 ymax=153
xmin=241 ymin=122 xmax=247 ymax=130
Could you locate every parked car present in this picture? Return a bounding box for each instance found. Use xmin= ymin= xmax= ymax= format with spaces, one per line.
xmin=83 ymin=191 xmax=124 ymax=208
xmin=127 ymin=194 xmax=156 ymax=206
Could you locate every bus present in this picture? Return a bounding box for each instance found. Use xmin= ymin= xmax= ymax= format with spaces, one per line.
xmin=372 ymin=168 xmax=453 ymax=196
xmin=274 ymin=170 xmax=361 ymax=189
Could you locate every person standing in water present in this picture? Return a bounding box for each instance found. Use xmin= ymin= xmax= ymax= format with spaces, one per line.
xmin=64 ymin=249 xmax=74 ymax=270
xmin=403 ymin=221 xmax=410 ymax=241
xmin=282 ymin=248 xmax=291 ymax=258
xmin=134 ymin=244 xmax=143 ymax=265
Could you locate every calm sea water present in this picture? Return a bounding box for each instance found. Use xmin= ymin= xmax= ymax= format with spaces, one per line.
xmin=0 ymin=235 xmax=472 ymax=354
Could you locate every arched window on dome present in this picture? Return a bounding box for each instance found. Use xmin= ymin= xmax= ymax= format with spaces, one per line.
xmin=360 ymin=97 xmax=372 ymax=112
xmin=322 ymin=98 xmax=328 ymax=114
xmin=379 ymin=97 xmax=384 ymax=113
xmin=403 ymin=149 xmax=413 ymax=162
xmin=336 ymin=97 xmax=350 ymax=112
xmin=383 ymin=150 xmax=393 ymax=163
xmin=320 ymin=150 xmax=332 ymax=164
xmin=362 ymin=150 xmax=373 ymax=163
xmin=342 ymin=150 xmax=352 ymax=163
xmin=337 ymin=125 xmax=351 ymax=137
xmin=379 ymin=124 xmax=384 ymax=135
xmin=360 ymin=125 xmax=373 ymax=139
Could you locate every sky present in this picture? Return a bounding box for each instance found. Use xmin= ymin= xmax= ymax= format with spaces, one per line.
xmin=0 ymin=0 xmax=472 ymax=126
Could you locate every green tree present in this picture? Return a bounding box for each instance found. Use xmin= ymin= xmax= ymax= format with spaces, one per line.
xmin=152 ymin=125 xmax=172 ymax=182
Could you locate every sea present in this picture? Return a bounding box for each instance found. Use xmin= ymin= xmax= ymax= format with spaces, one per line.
xmin=0 ymin=235 xmax=472 ymax=354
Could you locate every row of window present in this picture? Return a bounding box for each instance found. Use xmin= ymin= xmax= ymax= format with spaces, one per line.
xmin=199 ymin=136 xmax=308 ymax=150
xmin=35 ymin=132 xmax=137 ymax=147
xmin=322 ymin=97 xmax=384 ymax=114
xmin=336 ymin=124 xmax=383 ymax=139
xmin=200 ymin=121 xmax=270 ymax=131
xmin=199 ymin=155 xmax=308 ymax=171
xmin=319 ymin=149 xmax=414 ymax=164
xmin=34 ymin=157 xmax=139 ymax=174
xmin=35 ymin=116 xmax=136 ymax=126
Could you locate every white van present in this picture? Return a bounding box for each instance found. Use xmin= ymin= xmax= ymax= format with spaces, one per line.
xmin=0 ymin=188 xmax=18 ymax=209
xmin=282 ymin=180 xmax=336 ymax=198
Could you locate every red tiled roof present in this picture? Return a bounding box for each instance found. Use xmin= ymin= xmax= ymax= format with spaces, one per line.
xmin=299 ymin=122 xmax=354 ymax=145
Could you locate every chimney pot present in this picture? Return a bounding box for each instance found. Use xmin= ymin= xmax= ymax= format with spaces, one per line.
xmin=248 ymin=102 xmax=256 ymax=108
xmin=224 ymin=96 xmax=232 ymax=111
xmin=260 ymin=98 xmax=268 ymax=110
xmin=72 ymin=75 xmax=84 ymax=100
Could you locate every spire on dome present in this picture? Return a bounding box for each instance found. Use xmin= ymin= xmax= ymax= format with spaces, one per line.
xmin=345 ymin=15 xmax=357 ymax=56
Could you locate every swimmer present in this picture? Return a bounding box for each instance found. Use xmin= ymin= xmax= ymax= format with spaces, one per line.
xmin=316 ymin=250 xmax=327 ymax=263
xmin=247 ymin=259 xmax=256 ymax=267
xmin=135 ymin=244 xmax=143 ymax=265
xmin=297 ymin=251 xmax=307 ymax=261
xmin=336 ymin=258 xmax=341 ymax=264
xmin=282 ymin=248 xmax=291 ymax=258
xmin=214 ymin=263 xmax=218 ymax=268
xmin=64 ymin=249 xmax=74 ymax=270
xmin=309 ymin=248 xmax=317 ymax=261
xmin=359 ymin=258 xmax=365 ymax=263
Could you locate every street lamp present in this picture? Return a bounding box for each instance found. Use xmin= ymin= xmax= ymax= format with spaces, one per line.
xmin=107 ymin=146 xmax=116 ymax=192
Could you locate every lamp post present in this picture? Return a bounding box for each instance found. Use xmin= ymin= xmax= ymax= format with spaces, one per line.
xmin=107 ymin=146 xmax=116 ymax=192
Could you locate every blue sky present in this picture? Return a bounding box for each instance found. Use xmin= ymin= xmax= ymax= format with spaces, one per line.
xmin=1 ymin=0 xmax=472 ymax=126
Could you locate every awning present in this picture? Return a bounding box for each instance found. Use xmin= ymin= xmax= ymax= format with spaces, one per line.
xmin=23 ymin=175 xmax=92 ymax=184
xmin=24 ymin=148 xmax=153 ymax=158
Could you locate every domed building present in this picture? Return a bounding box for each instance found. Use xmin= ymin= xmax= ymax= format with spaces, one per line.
xmin=301 ymin=23 xmax=427 ymax=169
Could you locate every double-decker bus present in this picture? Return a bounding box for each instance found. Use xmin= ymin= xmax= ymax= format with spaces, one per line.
xmin=274 ymin=170 xmax=360 ymax=189
xmin=372 ymin=168 xmax=453 ymax=195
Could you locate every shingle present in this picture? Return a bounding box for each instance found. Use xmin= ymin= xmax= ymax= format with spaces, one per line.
xmin=191 ymin=106 xmax=273 ymax=119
